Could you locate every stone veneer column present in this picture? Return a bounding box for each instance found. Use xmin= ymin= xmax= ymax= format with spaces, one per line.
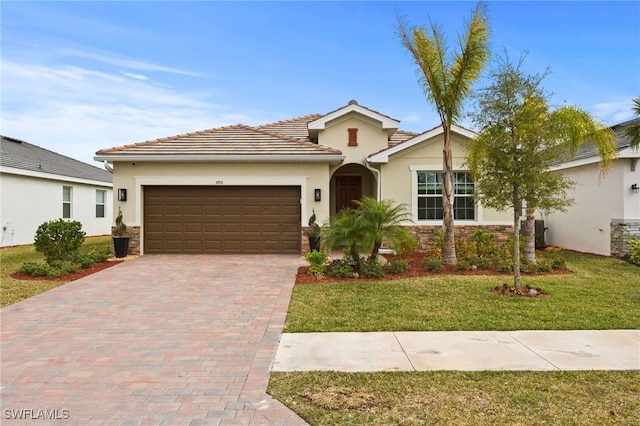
xmin=611 ymin=220 xmax=640 ymax=258
xmin=110 ymin=226 xmax=140 ymax=256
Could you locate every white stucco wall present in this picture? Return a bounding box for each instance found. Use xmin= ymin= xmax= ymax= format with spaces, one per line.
xmin=543 ymin=160 xmax=639 ymax=256
xmin=0 ymin=170 xmax=113 ymax=247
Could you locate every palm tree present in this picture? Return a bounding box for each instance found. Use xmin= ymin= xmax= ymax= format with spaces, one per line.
xmin=397 ymin=1 xmax=491 ymax=265
xmin=523 ymin=106 xmax=617 ymax=264
xmin=354 ymin=197 xmax=412 ymax=261
xmin=626 ymin=96 xmax=640 ymax=149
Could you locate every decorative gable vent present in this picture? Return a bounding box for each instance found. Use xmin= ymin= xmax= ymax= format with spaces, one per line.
xmin=348 ymin=128 xmax=358 ymax=146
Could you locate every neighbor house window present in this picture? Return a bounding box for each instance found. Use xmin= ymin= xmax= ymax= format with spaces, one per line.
xmin=417 ymin=171 xmax=475 ymax=220
xmin=62 ymin=186 xmax=72 ymax=219
xmin=96 ymin=190 xmax=106 ymax=218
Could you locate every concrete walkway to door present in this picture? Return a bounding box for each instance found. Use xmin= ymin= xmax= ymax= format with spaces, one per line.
xmin=1 ymin=255 xmax=307 ymax=425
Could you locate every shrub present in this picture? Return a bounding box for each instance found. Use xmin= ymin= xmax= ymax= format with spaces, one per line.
xmin=34 ymin=219 xmax=85 ymax=264
xmin=18 ymin=262 xmax=51 ymax=277
xmin=629 ymin=237 xmax=640 ymax=266
xmin=326 ymin=259 xmax=355 ymax=278
xmin=304 ymin=250 xmax=328 ymax=279
xmin=387 ymin=259 xmax=410 ymax=274
xmin=389 ymin=228 xmax=420 ymax=258
xmin=360 ymin=258 xmax=385 ymax=278
xmin=18 ymin=260 xmax=80 ymax=278
xmin=422 ymin=255 xmax=444 ymax=272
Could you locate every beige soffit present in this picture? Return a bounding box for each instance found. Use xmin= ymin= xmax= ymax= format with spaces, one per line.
xmin=368 ymin=124 xmax=476 ymax=164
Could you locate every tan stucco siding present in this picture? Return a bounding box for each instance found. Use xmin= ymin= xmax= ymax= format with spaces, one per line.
xmin=378 ymin=134 xmax=511 ymax=225
xmin=110 ymin=161 xmax=331 ymax=228
xmin=319 ymin=115 xmax=389 ymax=164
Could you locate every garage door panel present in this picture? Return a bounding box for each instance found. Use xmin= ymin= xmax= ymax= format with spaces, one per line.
xmin=145 ymin=185 xmax=300 ymax=254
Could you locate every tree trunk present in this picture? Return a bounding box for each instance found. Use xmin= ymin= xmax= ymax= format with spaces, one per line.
xmin=524 ymin=206 xmax=537 ymax=265
xmin=350 ymin=243 xmax=362 ymax=272
xmin=442 ymin=125 xmax=457 ymax=265
xmin=513 ymin=198 xmax=522 ymax=291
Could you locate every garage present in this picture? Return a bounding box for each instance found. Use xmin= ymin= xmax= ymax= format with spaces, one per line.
xmin=144 ymin=185 xmax=301 ymax=254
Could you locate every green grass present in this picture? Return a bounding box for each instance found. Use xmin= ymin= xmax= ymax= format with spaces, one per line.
xmin=273 ymin=252 xmax=640 ymax=425
xmin=0 ymin=235 xmax=112 ymax=307
xmin=269 ymin=371 xmax=640 ymax=425
xmin=285 ymin=252 xmax=640 ymax=332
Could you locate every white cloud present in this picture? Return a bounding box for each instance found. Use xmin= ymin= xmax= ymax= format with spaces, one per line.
xmin=592 ymin=97 xmax=635 ymax=124
xmin=0 ymin=60 xmax=241 ymax=165
xmin=122 ymin=72 xmax=149 ymax=81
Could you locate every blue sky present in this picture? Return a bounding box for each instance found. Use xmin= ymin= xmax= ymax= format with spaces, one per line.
xmin=2 ymin=1 xmax=639 ymax=165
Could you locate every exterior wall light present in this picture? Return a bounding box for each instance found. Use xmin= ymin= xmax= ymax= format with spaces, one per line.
xmin=632 ymin=184 xmax=640 ymax=193
xmin=117 ymin=188 xmax=127 ymax=201
xmin=314 ymin=188 xmax=321 ymax=202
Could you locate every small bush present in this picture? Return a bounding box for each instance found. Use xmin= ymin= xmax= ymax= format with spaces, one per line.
xmin=326 ymin=259 xmax=355 ymax=278
xmin=304 ymin=251 xmax=328 ymax=279
xmin=422 ymin=255 xmax=444 ymax=272
xmin=18 ymin=260 xmax=80 ymax=278
xmin=360 ymin=258 xmax=385 ymax=278
xmin=390 ymin=228 xmax=420 ymax=258
xmin=34 ymin=219 xmax=85 ymax=264
xmin=629 ymin=237 xmax=640 ymax=266
xmin=454 ymin=258 xmax=473 ymax=271
xmin=387 ymin=259 xmax=410 ymax=275
xmin=18 ymin=262 xmax=51 ymax=277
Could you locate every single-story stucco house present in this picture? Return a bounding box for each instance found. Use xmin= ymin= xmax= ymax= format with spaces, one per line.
xmin=544 ymin=117 xmax=640 ymax=258
xmin=95 ymin=100 xmax=515 ymax=256
xmin=1 ymin=135 xmax=114 ymax=247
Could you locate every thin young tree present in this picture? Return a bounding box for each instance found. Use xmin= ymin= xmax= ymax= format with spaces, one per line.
xmin=467 ymin=54 xmax=616 ymax=289
xmin=397 ymin=1 xmax=490 ymax=265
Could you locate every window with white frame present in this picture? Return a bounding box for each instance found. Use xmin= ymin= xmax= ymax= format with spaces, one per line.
xmin=417 ymin=171 xmax=475 ymax=220
xmin=96 ymin=190 xmax=106 ymax=218
xmin=62 ymin=186 xmax=72 ymax=219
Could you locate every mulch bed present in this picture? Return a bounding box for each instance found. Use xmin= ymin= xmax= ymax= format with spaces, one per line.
xmin=296 ymin=252 xmax=565 ymax=298
xmin=11 ymin=260 xmax=124 ymax=282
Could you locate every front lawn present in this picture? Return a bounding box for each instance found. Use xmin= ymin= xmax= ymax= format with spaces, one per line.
xmin=285 ymin=251 xmax=640 ymax=332
xmin=269 ymin=370 xmax=640 ymax=425
xmin=273 ymin=251 xmax=639 ymax=425
xmin=0 ymin=235 xmax=112 ymax=307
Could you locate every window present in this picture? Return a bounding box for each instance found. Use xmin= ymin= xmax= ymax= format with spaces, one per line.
xmin=417 ymin=171 xmax=475 ymax=220
xmin=62 ymin=186 xmax=72 ymax=219
xmin=96 ymin=190 xmax=106 ymax=218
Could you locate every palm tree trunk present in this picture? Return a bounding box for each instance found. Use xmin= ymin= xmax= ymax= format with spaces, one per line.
xmin=442 ymin=125 xmax=457 ymax=265
xmin=513 ymin=197 xmax=522 ymax=290
xmin=524 ymin=206 xmax=537 ymax=264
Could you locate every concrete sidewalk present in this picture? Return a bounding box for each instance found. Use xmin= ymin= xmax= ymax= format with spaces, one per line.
xmin=272 ymin=330 xmax=640 ymax=372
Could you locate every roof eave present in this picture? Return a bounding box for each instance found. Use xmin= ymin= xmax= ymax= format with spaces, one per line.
xmin=94 ymin=153 xmax=346 ymax=165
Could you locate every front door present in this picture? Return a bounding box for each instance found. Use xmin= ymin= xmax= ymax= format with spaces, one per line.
xmin=335 ymin=175 xmax=362 ymax=213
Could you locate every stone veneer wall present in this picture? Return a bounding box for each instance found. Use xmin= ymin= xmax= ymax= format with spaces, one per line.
xmin=110 ymin=226 xmax=140 ymax=256
xmin=610 ymin=220 xmax=640 ymax=259
xmin=300 ymin=224 xmax=514 ymax=254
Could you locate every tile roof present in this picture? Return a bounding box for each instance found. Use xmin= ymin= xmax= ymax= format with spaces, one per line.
xmin=1 ymin=136 xmax=112 ymax=183
xmin=95 ymin=102 xmax=415 ymax=160
xmin=95 ymin=124 xmax=342 ymax=157
xmin=256 ymin=114 xmax=323 ymax=141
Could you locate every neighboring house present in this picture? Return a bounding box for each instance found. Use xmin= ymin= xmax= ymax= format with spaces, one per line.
xmin=0 ymin=136 xmax=114 ymax=247
xmin=95 ymin=100 xmax=512 ymax=255
xmin=544 ymin=118 xmax=640 ymax=258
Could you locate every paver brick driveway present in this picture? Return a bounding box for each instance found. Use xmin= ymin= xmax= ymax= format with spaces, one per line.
xmin=1 ymin=254 xmax=307 ymax=425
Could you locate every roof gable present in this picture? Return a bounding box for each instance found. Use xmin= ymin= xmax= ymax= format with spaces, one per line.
xmin=308 ymin=100 xmax=400 ymax=139
xmin=367 ymin=124 xmax=476 ymax=163
xmin=1 ymin=136 xmax=112 ymax=183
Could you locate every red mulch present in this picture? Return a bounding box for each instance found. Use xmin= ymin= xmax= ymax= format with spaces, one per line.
xmin=296 ymin=252 xmax=566 ymax=298
xmin=11 ymin=261 xmax=124 ymax=282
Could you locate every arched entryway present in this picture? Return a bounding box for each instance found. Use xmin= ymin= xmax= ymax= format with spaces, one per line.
xmin=330 ymin=163 xmax=376 ymax=215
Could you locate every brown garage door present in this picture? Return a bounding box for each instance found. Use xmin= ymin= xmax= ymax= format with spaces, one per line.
xmin=144 ymin=186 xmax=301 ymax=254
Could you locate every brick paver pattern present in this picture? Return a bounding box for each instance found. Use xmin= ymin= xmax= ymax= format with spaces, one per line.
xmin=1 ymin=255 xmax=307 ymax=425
